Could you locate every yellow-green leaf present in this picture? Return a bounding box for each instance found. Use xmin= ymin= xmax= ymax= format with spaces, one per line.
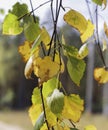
xmin=80 ymin=20 xmax=94 ymax=43
xmin=24 ymin=22 xmax=41 ymax=42
xmin=3 ymin=13 xmax=23 ymax=35
xmin=64 ymin=9 xmax=87 ymax=34
xmin=67 ymin=56 xmax=86 ymax=86
xmin=94 ymin=67 xmax=108 ymax=84
xmin=32 ymin=87 xmax=42 ymax=105
xmin=62 ymin=94 xmax=84 ymax=123
xmin=43 ymin=77 xmax=61 ymax=98
xmin=84 ymin=125 xmax=97 ymax=130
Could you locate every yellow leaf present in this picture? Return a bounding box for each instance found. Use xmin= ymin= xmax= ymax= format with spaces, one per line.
xmin=18 ymin=41 xmax=40 ymax=62
xmin=29 ymin=104 xmax=43 ymax=126
xmin=80 ymin=20 xmax=94 ymax=43
xmin=18 ymin=41 xmax=32 ymax=62
xmin=62 ymin=94 xmax=84 ymax=123
xmin=24 ymin=56 xmax=33 ymax=79
xmin=64 ymin=9 xmax=87 ymax=34
xmin=94 ymin=67 xmax=108 ymax=83
xmin=84 ymin=125 xmax=97 ymax=130
xmin=33 ymin=56 xmax=60 ymax=84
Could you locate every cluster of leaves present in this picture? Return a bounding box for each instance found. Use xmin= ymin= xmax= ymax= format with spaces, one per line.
xmin=2 ymin=0 xmax=108 ymax=130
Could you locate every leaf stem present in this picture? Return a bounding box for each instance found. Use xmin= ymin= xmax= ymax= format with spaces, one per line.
xmin=40 ymin=86 xmax=50 ymax=130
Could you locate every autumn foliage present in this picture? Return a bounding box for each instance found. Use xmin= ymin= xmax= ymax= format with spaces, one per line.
xmin=2 ymin=0 xmax=108 ymax=130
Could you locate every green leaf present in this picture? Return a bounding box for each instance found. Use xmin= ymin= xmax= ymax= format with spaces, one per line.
xmin=3 ymin=13 xmax=23 ymax=35
xmin=34 ymin=112 xmax=44 ymax=130
xmin=92 ymin=0 xmax=103 ymax=5
xmin=67 ymin=56 xmax=86 ymax=86
xmin=32 ymin=87 xmax=42 ymax=105
xmin=43 ymin=77 xmax=61 ymax=98
xmin=9 ymin=2 xmax=28 ymax=18
xmin=64 ymin=9 xmax=87 ymax=34
xmin=24 ymin=22 xmax=41 ymax=42
xmin=47 ymin=89 xmax=64 ymax=114
xmin=63 ymin=44 xmax=79 ymax=58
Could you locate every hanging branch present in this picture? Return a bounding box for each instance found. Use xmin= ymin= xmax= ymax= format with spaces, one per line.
xmin=85 ymin=0 xmax=106 ymax=67
xmin=40 ymin=86 xmax=50 ymax=130
xmin=95 ymin=6 xmax=106 ymax=67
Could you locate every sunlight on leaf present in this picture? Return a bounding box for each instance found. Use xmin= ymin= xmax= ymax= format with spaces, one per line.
xmin=84 ymin=125 xmax=97 ymax=130
xmin=3 ymin=13 xmax=23 ymax=35
xmin=29 ymin=104 xmax=43 ymax=126
xmin=64 ymin=9 xmax=87 ymax=34
xmin=94 ymin=67 xmax=108 ymax=84
xmin=67 ymin=56 xmax=86 ymax=86
xmin=80 ymin=20 xmax=94 ymax=43
xmin=33 ymin=56 xmax=60 ymax=84
xmin=62 ymin=94 xmax=84 ymax=123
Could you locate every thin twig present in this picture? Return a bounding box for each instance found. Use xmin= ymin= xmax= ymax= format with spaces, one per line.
xmin=95 ymin=6 xmax=106 ymax=66
xmin=40 ymin=87 xmax=50 ymax=130
xmin=29 ymin=0 xmax=36 ymax=23
xmin=18 ymin=0 xmax=51 ymax=20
